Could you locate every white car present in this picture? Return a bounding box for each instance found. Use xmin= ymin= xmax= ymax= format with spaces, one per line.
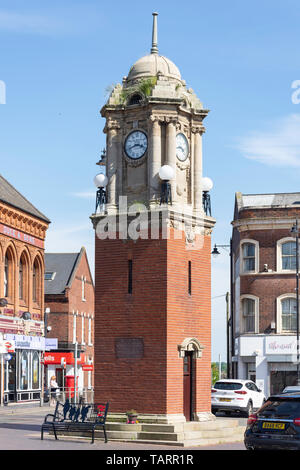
xmin=211 ymin=379 xmax=266 ymax=416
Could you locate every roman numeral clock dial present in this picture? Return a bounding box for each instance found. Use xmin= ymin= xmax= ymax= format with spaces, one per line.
xmin=176 ymin=133 xmax=189 ymax=162
xmin=124 ymin=130 xmax=148 ymax=160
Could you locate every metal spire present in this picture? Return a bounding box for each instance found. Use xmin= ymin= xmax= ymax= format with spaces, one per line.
xmin=151 ymin=12 xmax=158 ymax=54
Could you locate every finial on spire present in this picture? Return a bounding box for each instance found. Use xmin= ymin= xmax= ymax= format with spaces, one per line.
xmin=151 ymin=12 xmax=158 ymax=54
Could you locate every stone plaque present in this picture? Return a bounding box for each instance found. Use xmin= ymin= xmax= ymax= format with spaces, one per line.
xmin=115 ymin=338 xmax=144 ymax=359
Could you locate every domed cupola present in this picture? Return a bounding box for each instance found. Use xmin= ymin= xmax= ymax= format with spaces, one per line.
xmin=126 ymin=13 xmax=182 ymax=85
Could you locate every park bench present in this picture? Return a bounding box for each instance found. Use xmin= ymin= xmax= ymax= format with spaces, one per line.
xmin=41 ymin=399 xmax=109 ymax=444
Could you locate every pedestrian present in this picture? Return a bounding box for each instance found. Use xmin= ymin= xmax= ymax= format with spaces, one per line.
xmin=50 ymin=375 xmax=59 ymax=406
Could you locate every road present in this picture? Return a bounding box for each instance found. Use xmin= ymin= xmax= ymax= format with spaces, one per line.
xmin=0 ymin=406 xmax=247 ymax=451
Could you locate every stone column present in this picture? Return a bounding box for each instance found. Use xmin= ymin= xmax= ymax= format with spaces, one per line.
xmin=166 ymin=119 xmax=177 ymax=205
xmin=148 ymin=116 xmax=161 ymax=206
xmin=106 ymin=120 xmax=120 ymax=213
xmin=193 ymin=127 xmax=204 ymax=214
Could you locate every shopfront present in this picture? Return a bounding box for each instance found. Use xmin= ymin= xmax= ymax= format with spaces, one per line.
xmin=3 ymin=334 xmax=45 ymax=403
xmin=235 ymin=335 xmax=298 ymax=396
xmin=44 ymin=351 xmax=85 ymax=393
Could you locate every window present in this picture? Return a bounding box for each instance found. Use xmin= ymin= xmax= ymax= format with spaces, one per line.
xmin=188 ymin=261 xmax=192 ymax=295
xmin=4 ymin=254 xmax=9 ymax=297
xmin=32 ymin=351 xmax=40 ymax=390
xmin=32 ymin=258 xmax=41 ymax=304
xmin=81 ymin=315 xmax=85 ymax=344
xmin=20 ymin=351 xmax=29 ymax=390
xmin=88 ymin=317 xmax=92 ymax=345
xmin=45 ymin=272 xmax=56 ymax=281
xmin=282 ymin=242 xmax=297 ymax=270
xmin=73 ymin=312 xmax=77 ymax=344
xmin=242 ymin=243 xmax=256 ymax=272
xmin=242 ymin=298 xmax=255 ymax=332
xmin=281 ymin=298 xmax=297 ymax=332
xmin=128 ymin=93 xmax=142 ymax=106
xmin=81 ymin=276 xmax=86 ymax=301
xmin=19 ymin=259 xmax=23 ymax=299
xmin=240 ymin=295 xmax=259 ymax=334
xmin=128 ymin=260 xmax=133 ymax=294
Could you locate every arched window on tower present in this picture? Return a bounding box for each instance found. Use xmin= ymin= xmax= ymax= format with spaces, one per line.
xmin=127 ymin=93 xmax=142 ymax=106
xmin=19 ymin=258 xmax=24 ymax=300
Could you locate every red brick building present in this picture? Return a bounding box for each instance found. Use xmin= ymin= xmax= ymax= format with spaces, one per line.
xmin=91 ymin=14 xmax=215 ymax=423
xmin=0 ymin=173 xmax=50 ymax=404
xmin=44 ymin=247 xmax=94 ymax=399
xmin=232 ymin=192 xmax=300 ymax=395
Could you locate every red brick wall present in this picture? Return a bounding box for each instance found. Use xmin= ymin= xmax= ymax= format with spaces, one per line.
xmin=236 ymin=225 xmax=297 ymax=333
xmin=94 ymin=227 xmax=212 ymax=416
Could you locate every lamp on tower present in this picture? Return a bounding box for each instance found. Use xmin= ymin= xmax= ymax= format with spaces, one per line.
xmin=159 ymin=165 xmax=175 ymax=205
xmin=202 ymin=176 xmax=213 ymax=216
xmin=94 ymin=173 xmax=108 ymax=213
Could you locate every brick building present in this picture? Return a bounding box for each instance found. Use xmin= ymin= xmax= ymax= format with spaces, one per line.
xmin=44 ymin=247 xmax=94 ymax=398
xmin=0 ymin=173 xmax=50 ymax=403
xmin=90 ymin=14 xmax=215 ymax=422
xmin=232 ymin=192 xmax=300 ymax=395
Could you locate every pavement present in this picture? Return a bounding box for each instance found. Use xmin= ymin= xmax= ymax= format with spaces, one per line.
xmin=0 ymin=403 xmax=247 ymax=452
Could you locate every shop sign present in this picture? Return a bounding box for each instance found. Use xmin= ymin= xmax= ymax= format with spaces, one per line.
xmin=44 ymin=352 xmax=85 ymax=365
xmin=5 ymin=334 xmax=45 ymax=351
xmin=265 ymin=336 xmax=297 ymax=355
xmin=82 ymin=364 xmax=93 ymax=371
xmin=0 ymin=223 xmax=44 ymax=248
xmin=45 ymin=338 xmax=58 ymax=350
xmin=0 ymin=339 xmax=15 ymax=354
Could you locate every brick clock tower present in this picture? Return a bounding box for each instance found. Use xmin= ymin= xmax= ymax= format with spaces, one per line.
xmin=91 ymin=13 xmax=215 ymax=423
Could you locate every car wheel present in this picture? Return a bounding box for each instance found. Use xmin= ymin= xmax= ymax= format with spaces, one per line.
xmin=245 ymin=401 xmax=253 ymax=417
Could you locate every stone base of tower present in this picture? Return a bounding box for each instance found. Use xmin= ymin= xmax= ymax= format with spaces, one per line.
xmin=107 ymin=411 xmax=216 ymax=425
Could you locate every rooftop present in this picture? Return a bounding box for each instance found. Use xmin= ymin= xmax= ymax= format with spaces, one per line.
xmin=0 ymin=173 xmax=50 ymax=223
xmin=236 ymin=192 xmax=300 ymax=210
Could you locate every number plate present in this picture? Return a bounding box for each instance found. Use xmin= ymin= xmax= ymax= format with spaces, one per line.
xmin=219 ymin=398 xmax=232 ymax=402
xmin=262 ymin=422 xmax=285 ymax=430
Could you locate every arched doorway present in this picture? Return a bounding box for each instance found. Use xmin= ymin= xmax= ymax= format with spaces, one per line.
xmin=178 ymin=337 xmax=204 ymax=421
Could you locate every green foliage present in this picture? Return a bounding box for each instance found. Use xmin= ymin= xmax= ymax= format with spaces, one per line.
xmin=211 ymin=362 xmax=227 ymax=385
xmin=138 ymin=76 xmax=157 ymax=97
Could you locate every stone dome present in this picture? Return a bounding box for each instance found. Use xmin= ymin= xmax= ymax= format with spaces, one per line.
xmin=127 ymin=53 xmax=182 ymax=83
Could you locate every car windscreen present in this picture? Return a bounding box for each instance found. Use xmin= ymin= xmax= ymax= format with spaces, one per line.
xmin=258 ymin=398 xmax=300 ymax=418
xmin=214 ymin=382 xmax=243 ymax=391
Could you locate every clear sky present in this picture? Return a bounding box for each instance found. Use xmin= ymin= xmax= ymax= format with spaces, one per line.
xmin=1 ymin=0 xmax=300 ymax=361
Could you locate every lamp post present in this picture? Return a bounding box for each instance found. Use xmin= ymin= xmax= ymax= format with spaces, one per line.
xmin=211 ymin=241 xmax=233 ymax=378
xmin=94 ymin=173 xmax=108 ymax=213
xmin=159 ymin=165 xmax=174 ymax=205
xmin=291 ymin=220 xmax=300 ymax=385
xmin=202 ymin=177 xmax=213 ymax=216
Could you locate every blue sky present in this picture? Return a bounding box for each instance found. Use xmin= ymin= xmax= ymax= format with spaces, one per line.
xmin=1 ymin=0 xmax=300 ymax=361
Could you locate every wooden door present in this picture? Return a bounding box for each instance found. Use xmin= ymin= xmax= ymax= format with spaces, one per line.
xmin=183 ymin=352 xmax=193 ymax=421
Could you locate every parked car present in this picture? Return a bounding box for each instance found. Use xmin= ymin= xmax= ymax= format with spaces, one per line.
xmin=282 ymin=386 xmax=300 ymax=394
xmin=211 ymin=379 xmax=266 ymax=417
xmin=244 ymin=392 xmax=300 ymax=450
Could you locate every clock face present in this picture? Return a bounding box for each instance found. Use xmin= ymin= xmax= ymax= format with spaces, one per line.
xmin=124 ymin=130 xmax=148 ymax=160
xmin=176 ymin=133 xmax=189 ymax=161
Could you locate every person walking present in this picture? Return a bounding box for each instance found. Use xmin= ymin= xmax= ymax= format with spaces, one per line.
xmin=50 ymin=375 xmax=59 ymax=406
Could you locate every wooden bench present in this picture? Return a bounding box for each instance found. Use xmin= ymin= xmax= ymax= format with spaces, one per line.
xmin=41 ymin=399 xmax=109 ymax=444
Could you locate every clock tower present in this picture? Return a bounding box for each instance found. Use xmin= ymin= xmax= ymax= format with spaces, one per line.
xmin=91 ymin=13 xmax=216 ymax=423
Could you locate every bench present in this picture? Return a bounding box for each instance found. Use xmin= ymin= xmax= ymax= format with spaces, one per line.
xmin=41 ymin=399 xmax=109 ymax=444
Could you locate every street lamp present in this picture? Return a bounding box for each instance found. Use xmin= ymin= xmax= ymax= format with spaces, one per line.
xmin=159 ymin=165 xmax=174 ymax=205
xmin=211 ymin=242 xmax=233 ymax=378
xmin=94 ymin=173 xmax=108 ymax=213
xmin=291 ymin=220 xmax=300 ymax=385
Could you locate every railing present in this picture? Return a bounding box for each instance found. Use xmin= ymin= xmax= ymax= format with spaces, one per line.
xmin=48 ymin=387 xmax=94 ymax=405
